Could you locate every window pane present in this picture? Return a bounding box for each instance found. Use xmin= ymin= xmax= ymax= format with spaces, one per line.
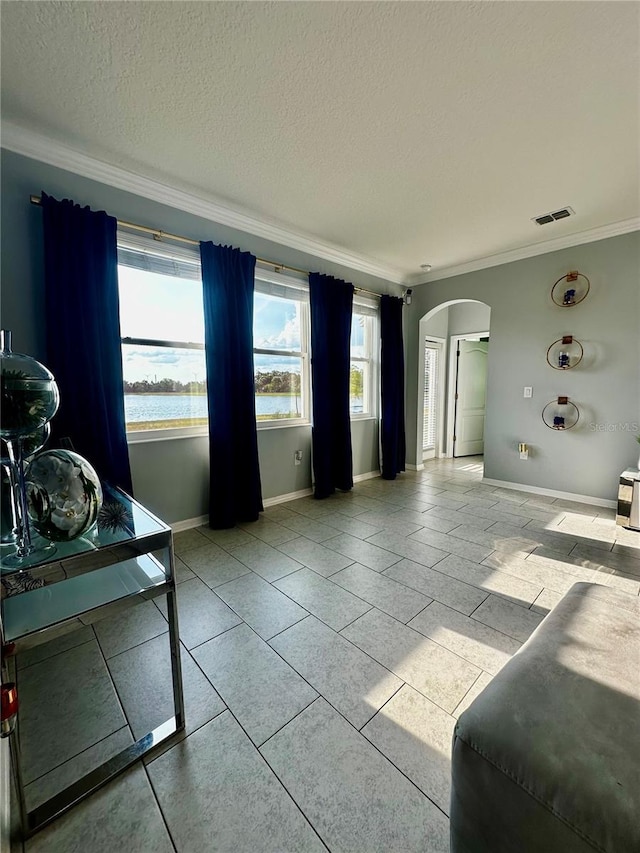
xmin=254 ymin=354 xmax=303 ymax=420
xmin=423 ymin=345 xmax=439 ymax=450
xmin=118 ymin=265 xmax=205 ymax=344
xmin=350 ymin=314 xmax=367 ymax=358
xmin=122 ymin=343 xmax=207 ymax=431
xmin=350 ymin=362 xmax=369 ymax=415
xmin=254 ymin=292 xmax=301 ymax=351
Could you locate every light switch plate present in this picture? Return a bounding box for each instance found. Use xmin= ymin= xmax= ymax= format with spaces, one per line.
xmin=524 ymin=387 xmax=533 ymax=398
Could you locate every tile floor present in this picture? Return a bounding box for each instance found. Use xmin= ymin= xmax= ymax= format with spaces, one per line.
xmin=12 ymin=457 xmax=640 ymax=852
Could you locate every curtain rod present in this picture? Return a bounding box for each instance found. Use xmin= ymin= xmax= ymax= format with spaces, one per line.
xmin=29 ymin=194 xmax=383 ymax=300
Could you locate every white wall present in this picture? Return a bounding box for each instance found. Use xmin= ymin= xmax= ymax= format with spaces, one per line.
xmin=448 ymin=302 xmax=491 ymax=336
xmin=406 ymin=231 xmax=640 ymax=501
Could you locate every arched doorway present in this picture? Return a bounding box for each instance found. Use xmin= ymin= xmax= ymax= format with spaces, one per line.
xmin=416 ymin=299 xmax=491 ymax=469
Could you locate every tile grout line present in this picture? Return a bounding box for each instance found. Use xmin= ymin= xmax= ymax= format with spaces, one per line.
xmin=357 ymin=681 xmax=406 ymax=732
xmin=142 ymin=760 xmax=179 ymax=853
xmin=264 ymin=615 xmax=313 ymax=644
xmin=451 ymin=669 xmax=488 ymax=719
xmin=16 ymin=631 xmax=97 ymax=672
xmin=254 ymin=700 xmax=333 ymax=853
xmin=357 ymin=713 xmax=452 ymax=821
xmin=340 ymin=605 xmax=512 ymax=686
xmin=22 ymin=723 xmax=132 ymax=795
xmin=99 ymin=627 xmax=169 ymax=663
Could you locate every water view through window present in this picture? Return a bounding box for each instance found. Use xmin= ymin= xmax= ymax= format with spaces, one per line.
xmin=119 ymin=256 xmax=368 ymax=432
xmin=253 ymin=291 xmax=306 ymax=421
xmin=119 ymin=263 xmax=307 ymax=430
xmin=118 ymin=261 xmax=209 ymax=431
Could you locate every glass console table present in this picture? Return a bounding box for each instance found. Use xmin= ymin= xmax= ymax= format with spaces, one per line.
xmin=0 ymin=485 xmax=185 ymax=838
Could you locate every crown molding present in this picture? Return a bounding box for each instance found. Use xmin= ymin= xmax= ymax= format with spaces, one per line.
xmin=404 ymin=216 xmax=640 ymax=286
xmin=4 ymin=122 xmax=637 ymax=288
xmin=1 ymin=121 xmax=405 ymax=285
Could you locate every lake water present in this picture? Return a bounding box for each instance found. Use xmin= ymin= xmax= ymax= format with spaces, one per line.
xmin=125 ymin=394 xmax=302 ymax=422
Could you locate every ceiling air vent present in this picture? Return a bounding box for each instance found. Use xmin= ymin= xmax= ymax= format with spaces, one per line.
xmin=533 ymin=207 xmax=575 ymax=226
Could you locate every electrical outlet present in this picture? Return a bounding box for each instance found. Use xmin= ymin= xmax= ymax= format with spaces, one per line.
xmin=294 ymin=450 xmax=303 ymax=466
xmin=524 ymin=387 xmax=533 ymax=398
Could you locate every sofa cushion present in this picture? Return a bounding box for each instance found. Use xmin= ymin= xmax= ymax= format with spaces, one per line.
xmin=451 ymin=582 xmax=640 ymax=853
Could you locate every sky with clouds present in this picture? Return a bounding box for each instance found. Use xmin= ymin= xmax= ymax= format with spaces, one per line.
xmin=118 ymin=266 xmax=365 ymax=385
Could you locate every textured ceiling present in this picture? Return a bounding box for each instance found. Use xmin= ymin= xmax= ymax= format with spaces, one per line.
xmin=1 ymin=1 xmax=638 ymax=279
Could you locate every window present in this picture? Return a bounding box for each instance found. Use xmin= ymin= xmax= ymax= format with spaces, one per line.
xmin=117 ymin=232 xmax=207 ymax=438
xmin=253 ymin=267 xmax=310 ymax=426
xmin=350 ymin=299 xmax=378 ymax=417
xmin=423 ymin=341 xmax=441 ymax=451
xmin=117 ymin=233 xmax=377 ymax=436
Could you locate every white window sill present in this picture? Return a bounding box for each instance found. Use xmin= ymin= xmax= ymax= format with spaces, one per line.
xmin=127 ymin=419 xmax=312 ymax=443
xmin=127 ymin=426 xmax=208 ymax=444
xmin=257 ymin=419 xmax=310 ymax=431
xmin=127 ymin=415 xmax=377 ymax=444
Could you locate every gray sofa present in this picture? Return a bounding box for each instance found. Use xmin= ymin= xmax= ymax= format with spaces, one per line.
xmin=450 ymin=582 xmax=640 ymax=853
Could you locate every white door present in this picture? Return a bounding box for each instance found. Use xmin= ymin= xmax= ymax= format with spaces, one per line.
xmin=454 ymin=339 xmax=488 ymax=457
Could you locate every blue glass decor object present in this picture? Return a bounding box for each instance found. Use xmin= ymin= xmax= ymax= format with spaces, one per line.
xmin=554 ymin=416 xmax=565 ymax=428
xmin=26 ymin=449 xmax=103 ymax=542
xmin=551 ymin=272 xmax=590 ymax=308
xmin=0 ymin=330 xmax=59 ymax=565
xmin=558 ymin=351 xmax=570 ymax=369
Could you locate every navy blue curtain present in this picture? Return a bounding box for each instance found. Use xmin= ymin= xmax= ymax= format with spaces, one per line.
xmin=41 ymin=192 xmax=133 ymax=493
xmin=309 ymin=273 xmax=354 ymax=499
xmin=380 ymin=295 xmax=406 ymax=480
xmin=200 ymin=242 xmax=263 ymax=528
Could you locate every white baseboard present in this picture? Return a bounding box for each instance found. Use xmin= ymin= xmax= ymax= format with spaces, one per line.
xmin=481 ymin=477 xmax=616 ymax=509
xmin=353 ymin=470 xmax=380 ymax=483
xmin=171 ymin=514 xmax=209 ymax=533
xmin=171 ymin=473 xmax=381 ymax=530
xmin=263 ymin=487 xmax=314 ymax=507
xmin=405 ymin=463 xmax=424 ymax=472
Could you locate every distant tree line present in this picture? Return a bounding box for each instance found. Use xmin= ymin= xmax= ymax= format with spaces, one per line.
xmin=123 ymin=379 xmax=206 ymax=394
xmin=124 ymin=366 xmax=363 ymax=396
xmin=255 ymin=371 xmax=301 ymax=394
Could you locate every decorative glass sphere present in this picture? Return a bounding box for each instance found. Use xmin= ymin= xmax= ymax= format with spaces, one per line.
xmin=25 ymin=449 xmax=103 ymax=541
xmin=1 ymin=424 xmax=50 ymax=465
xmin=0 ymin=331 xmax=59 ymax=440
xmin=23 ymin=424 xmax=51 ymax=460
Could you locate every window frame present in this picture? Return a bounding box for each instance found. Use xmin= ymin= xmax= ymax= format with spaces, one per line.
xmin=253 ymin=265 xmax=311 ymax=430
xmin=117 ymin=231 xmax=209 ymax=443
xmin=116 ymin=231 xmax=379 ymax=440
xmin=350 ymin=298 xmax=379 ymax=420
xmin=422 ymin=338 xmax=443 ymax=453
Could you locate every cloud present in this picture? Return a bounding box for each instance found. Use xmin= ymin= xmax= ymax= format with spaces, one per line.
xmin=146 ymin=352 xmax=180 ymax=365
xmin=258 ymin=315 xmax=300 ymax=349
xmin=122 ymin=346 xmax=206 ymax=382
xmin=254 ymin=293 xmax=299 ymax=349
